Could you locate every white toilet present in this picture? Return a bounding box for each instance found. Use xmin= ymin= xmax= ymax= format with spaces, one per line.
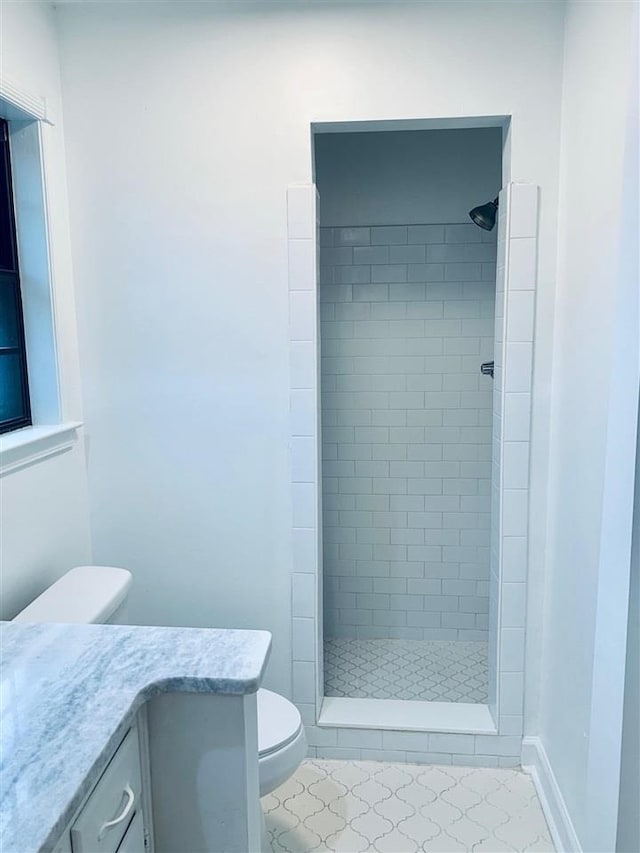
xmin=13 ymin=565 xmax=307 ymax=799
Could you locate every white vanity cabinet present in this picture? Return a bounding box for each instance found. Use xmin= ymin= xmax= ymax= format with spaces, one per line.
xmin=53 ymin=720 xmax=151 ymax=853
xmin=50 ymin=692 xmax=261 ymax=853
xmin=1 ymin=622 xmax=269 ymax=853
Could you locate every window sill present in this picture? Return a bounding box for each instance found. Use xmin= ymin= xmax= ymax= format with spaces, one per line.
xmin=0 ymin=422 xmax=82 ymax=476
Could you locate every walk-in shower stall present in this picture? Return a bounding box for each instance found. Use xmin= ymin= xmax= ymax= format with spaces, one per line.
xmin=316 ymin=128 xmax=500 ymax=705
xmin=287 ymin=118 xmax=537 ymax=755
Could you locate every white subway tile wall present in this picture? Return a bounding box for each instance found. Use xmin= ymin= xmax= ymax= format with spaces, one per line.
xmin=320 ymin=224 xmax=497 ymax=642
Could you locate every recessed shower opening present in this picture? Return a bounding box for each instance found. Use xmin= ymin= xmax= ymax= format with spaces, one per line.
xmin=314 ymin=124 xmax=503 ymax=727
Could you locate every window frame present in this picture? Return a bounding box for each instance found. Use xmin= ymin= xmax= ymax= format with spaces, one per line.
xmin=0 ymin=117 xmax=31 ymax=435
xmin=0 ymin=79 xmax=82 ymax=476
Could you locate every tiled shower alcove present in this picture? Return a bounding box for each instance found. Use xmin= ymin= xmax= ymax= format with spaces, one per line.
xmin=287 ymin=181 xmax=538 ymax=766
xmin=319 ymin=220 xmax=496 ymax=707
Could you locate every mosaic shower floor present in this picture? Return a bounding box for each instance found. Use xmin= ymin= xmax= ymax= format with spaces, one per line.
xmin=265 ymin=759 xmax=554 ymax=852
xmin=324 ymin=638 xmax=488 ymax=703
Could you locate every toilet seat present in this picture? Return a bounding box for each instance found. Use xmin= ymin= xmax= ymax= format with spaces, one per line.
xmin=257 ymin=689 xmax=307 ymax=797
xmin=257 ymin=689 xmax=303 ymax=756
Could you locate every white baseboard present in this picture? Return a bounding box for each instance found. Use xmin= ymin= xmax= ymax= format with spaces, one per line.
xmin=522 ymin=736 xmax=582 ymax=853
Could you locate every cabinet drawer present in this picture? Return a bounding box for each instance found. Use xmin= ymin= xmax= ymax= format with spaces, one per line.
xmin=71 ymin=728 xmax=142 ymax=853
xmin=115 ymin=811 xmax=145 ymax=853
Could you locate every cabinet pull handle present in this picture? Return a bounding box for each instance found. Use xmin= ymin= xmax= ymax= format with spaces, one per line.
xmin=98 ymin=784 xmax=135 ymax=840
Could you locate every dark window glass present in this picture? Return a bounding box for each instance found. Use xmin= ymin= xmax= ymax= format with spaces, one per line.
xmin=0 ymin=352 xmax=28 ymax=422
xmin=0 ymin=272 xmax=21 ymax=347
xmin=0 ymin=119 xmax=31 ymax=434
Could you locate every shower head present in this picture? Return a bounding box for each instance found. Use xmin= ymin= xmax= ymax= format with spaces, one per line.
xmin=469 ymin=197 xmax=499 ymax=231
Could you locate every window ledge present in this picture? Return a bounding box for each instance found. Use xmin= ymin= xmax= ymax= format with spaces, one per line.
xmin=0 ymin=422 xmax=82 ymax=476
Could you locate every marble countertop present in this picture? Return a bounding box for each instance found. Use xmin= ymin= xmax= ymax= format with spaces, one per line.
xmin=0 ymin=621 xmax=271 ymax=853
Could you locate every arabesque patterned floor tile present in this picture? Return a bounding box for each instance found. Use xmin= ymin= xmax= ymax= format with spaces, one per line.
xmin=324 ymin=639 xmax=488 ymax=703
xmin=265 ymin=759 xmax=554 ymax=853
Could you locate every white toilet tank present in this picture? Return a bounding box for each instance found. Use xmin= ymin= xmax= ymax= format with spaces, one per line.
xmin=12 ymin=566 xmax=133 ymax=624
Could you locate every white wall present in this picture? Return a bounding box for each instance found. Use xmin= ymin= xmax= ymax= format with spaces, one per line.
xmin=1 ymin=446 xmax=91 ymax=617
xmin=54 ymin=0 xmax=565 ymax=696
xmin=0 ymin=1 xmax=91 ymax=619
xmin=315 ymin=128 xmax=502 ymax=226
xmin=539 ymin=1 xmax=639 ymax=850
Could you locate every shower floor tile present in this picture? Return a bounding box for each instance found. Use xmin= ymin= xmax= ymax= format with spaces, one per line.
xmin=265 ymin=759 xmax=554 ymax=852
xmin=324 ymin=638 xmax=488 ymax=703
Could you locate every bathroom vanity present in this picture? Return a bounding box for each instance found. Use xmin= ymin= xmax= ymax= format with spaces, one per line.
xmin=0 ymin=621 xmax=271 ymax=853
